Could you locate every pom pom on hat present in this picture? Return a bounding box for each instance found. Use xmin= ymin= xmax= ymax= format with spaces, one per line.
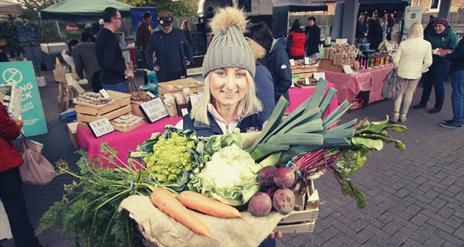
xmin=210 ymin=7 xmax=247 ymax=34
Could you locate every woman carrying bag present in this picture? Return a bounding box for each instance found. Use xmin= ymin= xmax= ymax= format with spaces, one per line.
xmin=0 ymin=103 xmax=42 ymax=247
xmin=391 ymin=23 xmax=433 ymax=123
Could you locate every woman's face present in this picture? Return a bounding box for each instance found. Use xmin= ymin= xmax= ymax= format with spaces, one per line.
xmin=434 ymin=24 xmax=446 ymax=34
xmin=209 ymin=68 xmax=249 ymax=108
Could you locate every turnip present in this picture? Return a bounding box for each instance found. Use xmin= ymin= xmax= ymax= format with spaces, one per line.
xmin=258 ymin=166 xmax=277 ymax=187
xmin=248 ymin=192 xmax=272 ymax=217
xmin=273 ymin=188 xmax=295 ymax=214
xmin=273 ymin=167 xmax=295 ymax=189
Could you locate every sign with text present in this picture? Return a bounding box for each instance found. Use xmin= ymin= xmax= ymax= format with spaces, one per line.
xmin=89 ymin=118 xmax=114 ymax=138
xmin=0 ymin=61 xmax=47 ymax=136
xmin=140 ymin=98 xmax=168 ymax=123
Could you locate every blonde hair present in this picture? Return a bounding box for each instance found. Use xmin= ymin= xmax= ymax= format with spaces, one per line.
xmin=190 ymin=71 xmax=263 ymax=125
xmin=245 ymin=37 xmax=266 ymax=60
xmin=408 ymin=22 xmax=424 ymax=39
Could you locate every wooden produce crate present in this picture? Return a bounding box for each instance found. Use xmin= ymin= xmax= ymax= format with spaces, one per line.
xmin=276 ymin=180 xmax=320 ymax=234
xmin=158 ymin=78 xmax=203 ymax=96
xmin=111 ymin=115 xmax=145 ymax=133
xmin=318 ymin=59 xmax=344 ymax=73
xmin=75 ymin=91 xmax=131 ymax=123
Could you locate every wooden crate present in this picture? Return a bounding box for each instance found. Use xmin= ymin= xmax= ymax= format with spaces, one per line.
xmin=111 ymin=115 xmax=145 ymax=132
xmin=276 ymin=180 xmax=320 ymax=234
xmin=158 ymin=78 xmax=203 ymax=96
xmin=131 ymin=100 xmax=148 ymax=118
xmin=318 ymin=59 xmax=344 ymax=73
xmin=75 ymin=91 xmax=131 ymax=123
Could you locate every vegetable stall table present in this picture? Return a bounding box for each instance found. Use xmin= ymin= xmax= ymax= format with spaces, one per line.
xmin=319 ymin=63 xmax=393 ymax=105
xmin=76 ymin=83 xmax=339 ymax=167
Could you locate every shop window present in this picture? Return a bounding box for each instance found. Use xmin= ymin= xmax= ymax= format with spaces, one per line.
xmin=430 ymin=0 xmax=440 ymax=12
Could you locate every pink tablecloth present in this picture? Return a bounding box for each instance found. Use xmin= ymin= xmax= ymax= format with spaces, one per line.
xmin=320 ymin=64 xmax=393 ymax=104
xmin=77 ymin=84 xmax=339 ymax=167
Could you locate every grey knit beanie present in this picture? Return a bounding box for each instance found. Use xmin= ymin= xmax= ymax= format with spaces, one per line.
xmin=202 ymin=8 xmax=255 ymax=77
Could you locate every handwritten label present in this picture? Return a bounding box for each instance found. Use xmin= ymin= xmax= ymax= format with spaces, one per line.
xmin=304 ymin=57 xmax=310 ymax=65
xmin=146 ymin=91 xmax=156 ymax=98
xmin=89 ymin=118 xmax=114 ymax=138
xmin=99 ymin=89 xmax=111 ymax=99
xmin=140 ymin=98 xmax=168 ymax=123
xmin=342 ymin=65 xmax=354 ymax=74
xmin=289 ymin=59 xmax=296 ymax=67
xmin=313 ymin=72 xmax=326 ymax=80
xmin=304 ymin=77 xmax=310 ymax=85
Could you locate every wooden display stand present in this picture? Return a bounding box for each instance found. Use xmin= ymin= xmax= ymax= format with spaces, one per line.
xmin=318 ymin=59 xmax=344 ymax=73
xmin=275 ymin=180 xmax=319 ymax=234
xmin=75 ymin=91 xmax=131 ymax=123
xmin=291 ymin=65 xmax=318 ymax=80
xmin=111 ymin=115 xmax=145 ymax=133
xmin=158 ymin=78 xmax=203 ymax=96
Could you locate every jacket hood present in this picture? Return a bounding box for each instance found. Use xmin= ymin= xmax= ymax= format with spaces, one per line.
xmin=270 ymin=38 xmax=287 ymax=54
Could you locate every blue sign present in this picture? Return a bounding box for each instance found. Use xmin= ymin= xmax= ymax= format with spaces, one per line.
xmin=0 ymin=61 xmax=48 ymax=137
xmin=130 ymin=7 xmax=158 ymax=35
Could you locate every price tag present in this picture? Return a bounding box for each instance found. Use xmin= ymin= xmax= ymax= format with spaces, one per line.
xmin=304 ymin=77 xmax=310 ymax=85
xmin=89 ymin=118 xmax=114 ymax=138
xmin=99 ymin=89 xmax=111 ymax=99
xmin=342 ymin=65 xmax=354 ymax=74
xmin=146 ymin=91 xmax=156 ymax=98
xmin=304 ymin=57 xmax=310 ymax=65
xmin=313 ymin=72 xmax=326 ymax=80
xmin=181 ymin=108 xmax=189 ymax=116
xmin=140 ymin=98 xmax=169 ymax=123
xmin=289 ymin=59 xmax=296 ymax=67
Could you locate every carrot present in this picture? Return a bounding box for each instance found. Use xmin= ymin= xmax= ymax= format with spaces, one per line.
xmin=150 ymin=187 xmax=211 ymax=237
xmin=178 ymin=191 xmax=242 ymax=219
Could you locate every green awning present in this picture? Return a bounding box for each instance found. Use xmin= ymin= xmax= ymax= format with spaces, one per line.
xmin=40 ymin=0 xmax=133 ymax=20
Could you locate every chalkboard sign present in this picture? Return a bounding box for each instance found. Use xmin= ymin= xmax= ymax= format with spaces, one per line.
xmin=16 ymin=24 xmax=37 ymax=43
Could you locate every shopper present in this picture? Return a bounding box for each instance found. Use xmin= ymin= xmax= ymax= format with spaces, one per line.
xmin=386 ymin=12 xmax=395 ymax=40
xmin=0 ymin=103 xmax=42 ymax=247
xmin=72 ymin=42 xmax=101 ymax=92
xmin=248 ymin=22 xmax=292 ymax=102
xmin=183 ymin=7 xmax=266 ymax=136
xmin=367 ymin=11 xmax=383 ymax=51
xmin=61 ymin=39 xmax=79 ymax=71
xmin=145 ymin=10 xmax=193 ymax=82
xmin=414 ymin=18 xmax=458 ymax=113
xmin=439 ymin=36 xmax=464 ymax=128
xmin=95 ymin=7 xmax=132 ymax=92
xmin=287 ymin=19 xmax=306 ymax=60
xmin=356 ymin=14 xmax=367 ymax=43
xmin=392 ymin=23 xmax=433 ymax=123
xmin=246 ymin=37 xmax=275 ymax=120
xmin=136 ymin=12 xmax=153 ymax=55
xmin=0 ymin=36 xmax=10 ymax=62
xmin=181 ymin=20 xmax=193 ymax=46
xmin=304 ymin=16 xmax=321 ymax=58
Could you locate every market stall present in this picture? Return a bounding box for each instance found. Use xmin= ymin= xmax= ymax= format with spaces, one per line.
xmin=76 ymin=83 xmax=340 ymax=166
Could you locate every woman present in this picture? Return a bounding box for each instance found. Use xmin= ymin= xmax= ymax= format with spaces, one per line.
xmin=0 ymin=103 xmax=42 ymax=247
xmin=181 ymin=19 xmax=193 ymax=46
xmin=392 ymin=23 xmax=433 ymax=123
xmin=183 ymin=7 xmax=266 ymax=136
xmin=287 ymin=19 xmax=306 ymax=60
xmin=414 ymin=18 xmax=458 ymax=113
xmin=356 ymin=14 xmax=367 ymax=43
xmin=439 ymin=35 xmax=464 ymax=128
xmin=367 ymin=11 xmax=383 ymax=51
xmin=304 ymin=16 xmax=321 ymax=58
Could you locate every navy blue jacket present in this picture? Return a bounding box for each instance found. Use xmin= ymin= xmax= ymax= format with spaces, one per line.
xmin=145 ymin=28 xmax=193 ymax=82
xmin=183 ymin=112 xmax=267 ymax=137
xmin=264 ymin=38 xmax=292 ymax=103
xmin=254 ymin=61 xmax=275 ymax=120
xmin=445 ymin=37 xmax=464 ymax=73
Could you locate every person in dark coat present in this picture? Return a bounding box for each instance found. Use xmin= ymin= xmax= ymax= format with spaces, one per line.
xmin=145 ymin=10 xmax=193 ymax=82
xmin=0 ymin=103 xmax=42 ymax=247
xmin=356 ymin=14 xmax=368 ymax=43
xmin=136 ymin=12 xmax=153 ymax=51
xmin=72 ymin=42 xmax=101 ymax=92
xmin=439 ymin=36 xmax=464 ymax=128
xmin=414 ymin=18 xmax=458 ymax=113
xmin=248 ymin=22 xmax=292 ymax=103
xmin=304 ymin=16 xmax=321 ymax=57
xmin=386 ymin=12 xmax=395 ymax=40
xmin=367 ymin=11 xmax=383 ymax=51
xmin=0 ymin=36 xmax=10 ymax=62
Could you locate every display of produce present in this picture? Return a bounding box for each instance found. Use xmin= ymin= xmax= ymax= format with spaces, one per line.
xmin=130 ymin=91 xmax=152 ymax=102
xmin=74 ymin=92 xmax=112 ymax=105
xmin=39 ymin=80 xmax=407 ymax=247
xmin=110 ymin=113 xmax=144 ymax=132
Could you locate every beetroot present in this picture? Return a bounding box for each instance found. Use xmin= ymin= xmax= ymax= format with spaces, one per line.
xmin=273 ymin=167 xmax=295 ymax=189
xmin=248 ymin=192 xmax=272 ymax=217
xmin=273 ymin=188 xmax=295 ymax=214
xmin=258 ymin=166 xmax=277 ymax=187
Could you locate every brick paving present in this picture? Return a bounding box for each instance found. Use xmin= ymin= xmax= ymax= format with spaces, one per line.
xmin=1 ymin=72 xmax=463 ymax=247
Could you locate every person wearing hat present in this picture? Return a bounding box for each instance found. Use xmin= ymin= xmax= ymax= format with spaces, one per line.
xmin=182 ymin=7 xmax=266 ymax=137
xmin=145 ymin=10 xmax=193 ymax=82
xmin=414 ymin=18 xmax=458 ymax=113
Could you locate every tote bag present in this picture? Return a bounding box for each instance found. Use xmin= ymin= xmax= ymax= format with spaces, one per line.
xmin=19 ymin=138 xmax=56 ymax=185
xmin=381 ymin=70 xmax=404 ymax=99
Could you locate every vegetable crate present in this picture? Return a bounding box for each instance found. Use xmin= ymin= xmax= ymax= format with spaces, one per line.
xmin=75 ymin=91 xmax=131 ymax=123
xmin=276 ymin=180 xmax=319 ymax=234
xmin=158 ymin=78 xmax=203 ymax=96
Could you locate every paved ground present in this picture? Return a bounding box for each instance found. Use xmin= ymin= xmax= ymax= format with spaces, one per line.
xmin=1 ymin=71 xmax=463 ymax=247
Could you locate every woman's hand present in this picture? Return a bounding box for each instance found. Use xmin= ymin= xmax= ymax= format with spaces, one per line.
xmin=268 ymin=230 xmax=283 ymax=239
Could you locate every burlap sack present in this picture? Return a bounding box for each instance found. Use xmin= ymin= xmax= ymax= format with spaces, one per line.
xmin=119 ymin=195 xmax=285 ymax=247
